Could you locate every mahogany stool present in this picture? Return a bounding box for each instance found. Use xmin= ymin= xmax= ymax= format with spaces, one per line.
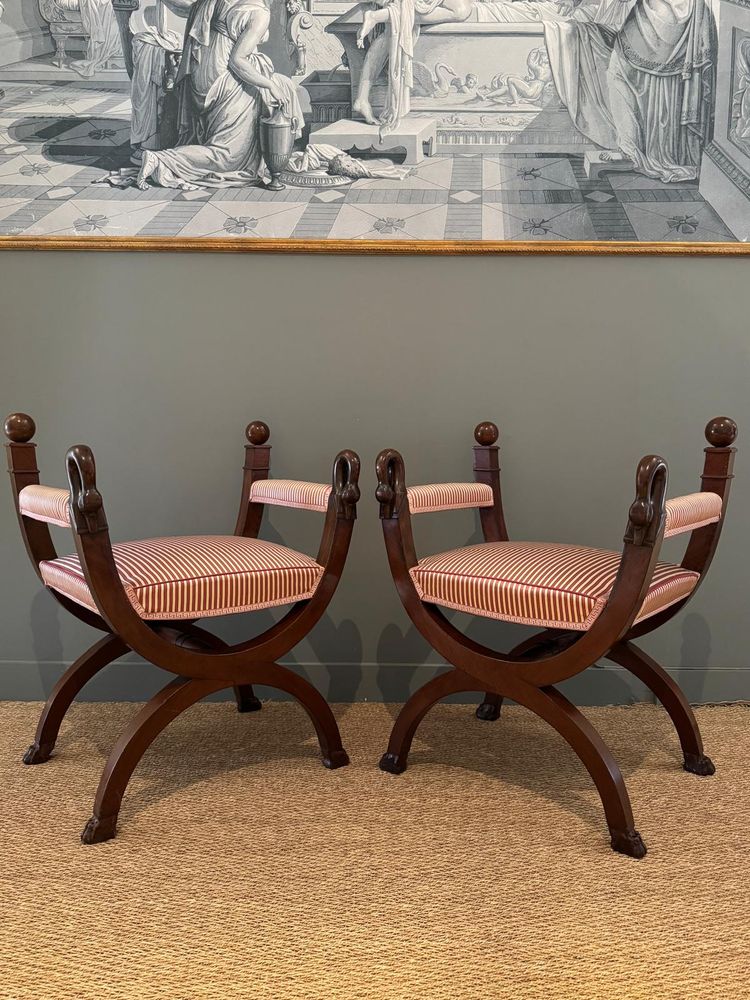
xmin=375 ymin=418 xmax=737 ymax=857
xmin=5 ymin=414 xmax=360 ymax=844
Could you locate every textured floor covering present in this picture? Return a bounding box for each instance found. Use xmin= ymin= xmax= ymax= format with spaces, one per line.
xmin=1 ymin=700 xmax=748 ymax=1000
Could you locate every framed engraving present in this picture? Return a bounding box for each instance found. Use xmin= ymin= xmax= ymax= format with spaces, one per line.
xmin=0 ymin=0 xmax=747 ymax=253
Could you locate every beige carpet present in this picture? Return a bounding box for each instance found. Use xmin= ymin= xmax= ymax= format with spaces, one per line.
xmin=1 ymin=700 xmax=748 ymax=1000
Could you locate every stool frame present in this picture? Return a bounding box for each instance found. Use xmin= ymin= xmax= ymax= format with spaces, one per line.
xmin=375 ymin=418 xmax=737 ymax=857
xmin=5 ymin=413 xmax=360 ymax=844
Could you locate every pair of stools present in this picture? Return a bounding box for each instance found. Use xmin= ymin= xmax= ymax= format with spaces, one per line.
xmin=5 ymin=412 xmax=737 ymax=857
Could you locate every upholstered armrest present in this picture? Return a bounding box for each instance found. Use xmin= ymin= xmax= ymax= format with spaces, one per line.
xmin=250 ymin=479 xmax=333 ymax=513
xmin=18 ymin=485 xmax=71 ymax=527
xmin=664 ymin=492 xmax=722 ymax=538
xmin=406 ymin=482 xmax=494 ymax=514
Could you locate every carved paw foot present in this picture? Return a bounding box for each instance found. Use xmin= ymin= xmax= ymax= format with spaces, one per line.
xmin=322 ymin=748 xmax=350 ymax=770
xmin=23 ymin=742 xmax=54 ymax=765
xmin=476 ymin=701 xmax=501 ymax=722
xmin=610 ymin=828 xmax=647 ymax=859
xmin=683 ymin=752 xmax=716 ymax=776
xmin=81 ymin=815 xmax=118 ymax=845
xmin=379 ymin=752 xmax=407 ymax=775
xmin=236 ymin=696 xmax=263 ymax=714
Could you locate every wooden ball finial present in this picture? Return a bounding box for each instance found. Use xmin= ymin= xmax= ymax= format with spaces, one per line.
xmin=4 ymin=413 xmax=36 ymax=443
xmin=705 ymin=416 xmax=737 ymax=448
xmin=246 ymin=421 xmax=270 ymax=446
xmin=474 ymin=421 xmax=499 ymax=446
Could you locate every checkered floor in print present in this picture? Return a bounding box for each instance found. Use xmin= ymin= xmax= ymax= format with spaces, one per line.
xmin=0 ymin=81 xmax=737 ymax=242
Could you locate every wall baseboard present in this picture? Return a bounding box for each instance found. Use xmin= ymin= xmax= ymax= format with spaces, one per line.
xmin=1 ymin=660 xmax=749 ymax=706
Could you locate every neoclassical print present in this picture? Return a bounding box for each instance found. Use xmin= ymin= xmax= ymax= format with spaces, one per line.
xmin=0 ymin=0 xmax=748 ymax=244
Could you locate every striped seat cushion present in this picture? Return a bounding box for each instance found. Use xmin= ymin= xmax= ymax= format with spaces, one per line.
xmin=18 ymin=485 xmax=71 ymax=527
xmin=407 ymin=483 xmax=494 ymax=514
xmin=410 ymin=541 xmax=699 ymax=631
xmin=250 ymin=480 xmax=332 ymax=513
xmin=664 ymin=492 xmax=722 ymax=537
xmin=40 ymin=536 xmax=324 ymax=621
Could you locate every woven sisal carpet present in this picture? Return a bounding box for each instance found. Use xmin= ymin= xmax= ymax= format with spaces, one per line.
xmin=1 ymin=700 xmax=748 ymax=1000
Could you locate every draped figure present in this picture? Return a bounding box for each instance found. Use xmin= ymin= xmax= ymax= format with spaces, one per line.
xmin=137 ymin=0 xmax=302 ymax=189
xmin=545 ymin=0 xmax=715 ymax=182
xmin=130 ymin=0 xmax=187 ymax=155
xmin=72 ymin=0 xmax=124 ymax=77
xmin=354 ymin=0 xmax=472 ymax=134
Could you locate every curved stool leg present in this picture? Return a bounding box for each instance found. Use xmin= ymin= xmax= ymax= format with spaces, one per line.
xmin=476 ymin=694 xmax=503 ymax=722
xmin=515 ymin=683 xmax=646 ymax=858
xmin=24 ymin=634 xmax=129 ymax=765
xmin=477 ymin=630 xmax=564 ymax=721
xmin=249 ymin=663 xmax=349 ymax=770
xmin=609 ymin=641 xmax=714 ymax=776
xmin=234 ymin=685 xmax=263 ymax=714
xmin=82 ymin=676 xmax=226 ymax=844
xmin=170 ymin=624 xmax=263 ymax=715
xmin=380 ymin=669 xmax=477 ymax=774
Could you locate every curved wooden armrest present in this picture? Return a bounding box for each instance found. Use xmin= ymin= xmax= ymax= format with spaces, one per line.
xmin=376 ymin=448 xmax=407 ymax=519
xmin=315 ymin=449 xmax=361 ymax=566
xmin=376 ymin=447 xmax=419 ymax=570
xmin=332 ymin=449 xmax=361 ymax=520
xmin=624 ymin=453 xmax=668 ymax=547
xmin=66 ymin=445 xmax=108 ymax=535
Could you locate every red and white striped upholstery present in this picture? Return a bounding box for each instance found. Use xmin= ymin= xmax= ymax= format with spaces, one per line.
xmin=664 ymin=492 xmax=722 ymax=538
xmin=410 ymin=541 xmax=699 ymax=631
xmin=18 ymin=485 xmax=71 ymax=527
xmin=40 ymin=536 xmax=324 ymax=620
xmin=250 ymin=479 xmax=332 ymax=513
xmin=407 ymin=483 xmax=494 ymax=514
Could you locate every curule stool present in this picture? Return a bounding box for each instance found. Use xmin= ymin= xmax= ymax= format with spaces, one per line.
xmin=5 ymin=413 xmax=360 ymax=844
xmin=375 ymin=418 xmax=737 ymax=858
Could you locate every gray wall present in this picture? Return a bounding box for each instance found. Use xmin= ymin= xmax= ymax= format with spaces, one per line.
xmin=0 ymin=252 xmax=747 ymax=705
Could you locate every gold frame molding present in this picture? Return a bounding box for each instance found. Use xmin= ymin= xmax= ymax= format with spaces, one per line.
xmin=0 ymin=237 xmax=747 ymax=253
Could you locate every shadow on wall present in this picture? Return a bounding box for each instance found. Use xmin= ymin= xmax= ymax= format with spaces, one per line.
xmin=30 ymin=588 xmax=63 ymax=696
xmin=676 ymin=612 xmax=712 ymax=702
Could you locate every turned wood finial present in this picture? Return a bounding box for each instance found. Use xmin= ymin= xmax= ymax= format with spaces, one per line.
xmin=246 ymin=421 xmax=270 ymax=446
xmin=474 ymin=421 xmax=499 ymax=446
xmin=4 ymin=413 xmax=36 ymax=443
xmin=705 ymin=416 xmax=737 ymax=448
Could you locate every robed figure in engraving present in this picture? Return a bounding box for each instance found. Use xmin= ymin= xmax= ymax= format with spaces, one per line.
xmin=137 ymin=0 xmax=300 ymax=189
xmin=546 ymin=0 xmax=714 ymax=182
xmin=55 ymin=0 xmax=123 ymax=76
xmin=353 ymin=0 xmax=473 ymax=133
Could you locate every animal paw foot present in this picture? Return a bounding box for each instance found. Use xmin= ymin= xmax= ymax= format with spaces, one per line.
xmin=322 ymin=748 xmax=350 ymax=770
xmin=475 ymin=701 xmax=501 ymax=722
xmin=683 ymin=752 xmax=716 ymax=776
xmin=610 ymin=828 xmax=647 ymax=859
xmin=81 ymin=815 xmax=117 ymax=845
xmin=23 ymin=742 xmax=53 ymax=765
xmin=379 ymin=752 xmax=407 ymax=775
